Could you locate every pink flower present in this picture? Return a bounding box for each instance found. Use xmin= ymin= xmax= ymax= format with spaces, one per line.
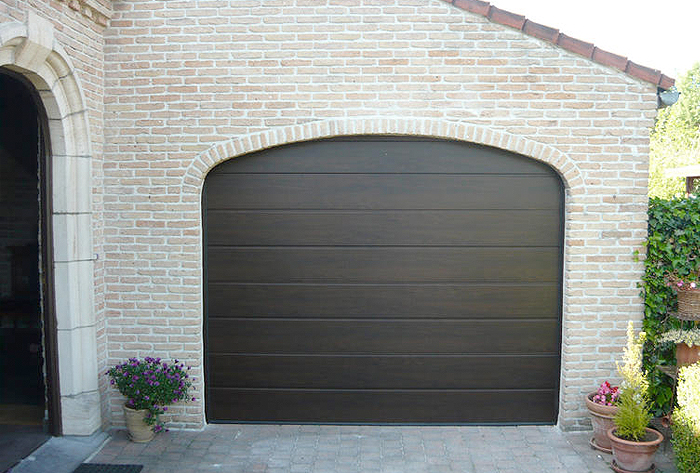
xmin=593 ymin=381 xmax=619 ymax=406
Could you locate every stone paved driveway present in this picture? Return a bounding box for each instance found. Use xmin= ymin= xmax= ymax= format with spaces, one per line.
xmin=90 ymin=424 xmax=678 ymax=473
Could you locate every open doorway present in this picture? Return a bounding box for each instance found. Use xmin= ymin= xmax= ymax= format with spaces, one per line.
xmin=0 ymin=69 xmax=55 ymax=471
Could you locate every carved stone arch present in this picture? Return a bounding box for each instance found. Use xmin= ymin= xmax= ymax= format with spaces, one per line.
xmin=0 ymin=13 xmax=99 ymax=435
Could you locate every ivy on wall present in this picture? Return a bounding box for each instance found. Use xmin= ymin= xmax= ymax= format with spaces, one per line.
xmin=641 ymin=196 xmax=700 ymax=415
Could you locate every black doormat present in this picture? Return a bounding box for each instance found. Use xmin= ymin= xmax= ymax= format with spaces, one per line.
xmin=72 ymin=465 xmax=143 ymax=473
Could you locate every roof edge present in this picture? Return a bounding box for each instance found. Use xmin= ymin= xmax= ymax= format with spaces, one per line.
xmin=445 ymin=0 xmax=675 ymax=89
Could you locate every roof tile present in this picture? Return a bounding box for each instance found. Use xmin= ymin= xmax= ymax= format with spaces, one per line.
xmin=453 ymin=0 xmax=491 ymax=16
xmin=556 ymin=34 xmax=595 ymax=59
xmin=488 ymin=6 xmax=526 ymax=30
xmin=445 ymin=0 xmax=674 ymax=88
xmin=522 ymin=20 xmax=559 ymax=43
xmin=591 ymin=47 xmax=628 ymax=72
xmin=625 ymin=61 xmax=662 ymax=86
xmin=659 ymin=74 xmax=675 ymax=90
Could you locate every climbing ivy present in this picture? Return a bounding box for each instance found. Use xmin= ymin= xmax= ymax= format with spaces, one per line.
xmin=641 ymin=196 xmax=700 ymax=416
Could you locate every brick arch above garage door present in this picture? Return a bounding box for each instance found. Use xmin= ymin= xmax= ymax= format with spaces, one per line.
xmin=182 ymin=118 xmax=585 ymax=196
xmin=203 ymin=136 xmax=564 ymax=424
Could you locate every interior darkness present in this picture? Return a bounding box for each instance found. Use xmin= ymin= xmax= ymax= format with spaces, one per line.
xmin=0 ymin=71 xmax=49 ymax=469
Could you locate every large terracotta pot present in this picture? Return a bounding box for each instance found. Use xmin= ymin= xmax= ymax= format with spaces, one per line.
xmin=676 ymin=342 xmax=700 ymax=367
xmin=585 ymin=392 xmax=619 ymax=453
xmin=606 ymin=427 xmax=663 ymax=473
xmin=123 ymin=404 xmax=155 ymax=443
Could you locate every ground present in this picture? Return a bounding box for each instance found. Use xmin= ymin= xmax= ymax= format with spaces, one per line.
xmin=82 ymin=424 xmax=678 ymax=473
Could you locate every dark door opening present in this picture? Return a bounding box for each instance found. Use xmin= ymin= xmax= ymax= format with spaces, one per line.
xmin=0 ymin=70 xmax=54 ymax=471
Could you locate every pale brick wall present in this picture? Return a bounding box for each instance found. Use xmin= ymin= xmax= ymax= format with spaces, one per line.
xmin=5 ymin=0 xmax=660 ymax=432
xmin=100 ymin=0 xmax=657 ymax=431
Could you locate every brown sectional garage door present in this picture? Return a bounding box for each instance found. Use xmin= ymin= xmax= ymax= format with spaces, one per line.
xmin=204 ymin=137 xmax=563 ymax=424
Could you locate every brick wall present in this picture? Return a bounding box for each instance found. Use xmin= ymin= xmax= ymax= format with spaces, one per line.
xmin=5 ymin=0 xmax=659 ymax=431
xmin=100 ymin=0 xmax=658 ymax=431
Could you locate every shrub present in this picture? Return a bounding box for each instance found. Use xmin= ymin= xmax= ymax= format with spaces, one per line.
xmin=107 ymin=357 xmax=194 ymax=433
xmin=658 ymin=328 xmax=700 ymax=347
xmin=672 ymin=363 xmax=700 ymax=473
xmin=613 ymin=322 xmax=652 ymax=441
xmin=640 ymin=196 xmax=700 ymax=415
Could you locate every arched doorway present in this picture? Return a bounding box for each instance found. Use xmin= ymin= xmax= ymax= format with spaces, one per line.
xmin=0 ymin=69 xmax=58 ymax=470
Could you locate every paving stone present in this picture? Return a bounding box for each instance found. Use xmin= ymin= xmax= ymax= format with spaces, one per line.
xmin=66 ymin=425 xmax=682 ymax=473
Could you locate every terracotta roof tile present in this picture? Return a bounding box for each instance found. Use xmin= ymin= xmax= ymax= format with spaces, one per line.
xmin=591 ymin=47 xmax=628 ymax=72
xmin=440 ymin=0 xmax=675 ymax=89
xmin=488 ymin=6 xmax=526 ymax=30
xmin=625 ymin=61 xmax=662 ymax=85
xmin=659 ymin=75 xmax=674 ymax=90
xmin=522 ymin=20 xmax=559 ymax=43
xmin=452 ymin=0 xmax=490 ymax=16
xmin=556 ymin=34 xmax=595 ymax=58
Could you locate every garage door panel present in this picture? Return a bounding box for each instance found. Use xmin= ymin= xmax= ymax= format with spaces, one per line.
xmin=204 ymin=137 xmax=563 ymax=424
xmin=208 ymin=354 xmax=560 ymax=390
xmin=215 ymin=139 xmax=553 ymax=175
xmin=205 ymin=174 xmax=561 ymax=210
xmin=207 ymin=284 xmax=560 ymax=319
xmin=207 ymin=319 xmax=560 ymax=355
xmin=207 ymin=248 xmax=559 ymax=284
xmin=206 ymin=210 xmax=561 ymax=247
xmin=208 ymin=388 xmax=558 ymax=424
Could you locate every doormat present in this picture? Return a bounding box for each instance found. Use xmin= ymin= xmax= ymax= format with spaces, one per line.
xmin=72 ymin=465 xmax=143 ymax=473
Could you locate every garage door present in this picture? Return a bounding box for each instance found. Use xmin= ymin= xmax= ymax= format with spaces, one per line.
xmin=204 ymin=137 xmax=563 ymax=424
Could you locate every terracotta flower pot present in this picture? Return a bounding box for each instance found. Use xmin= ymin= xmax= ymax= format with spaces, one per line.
xmin=606 ymin=427 xmax=663 ymax=473
xmin=676 ymin=342 xmax=700 ymax=367
xmin=123 ymin=404 xmax=155 ymax=443
xmin=585 ymin=392 xmax=619 ymax=453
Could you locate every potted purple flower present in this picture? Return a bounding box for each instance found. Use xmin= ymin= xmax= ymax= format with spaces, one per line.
xmin=107 ymin=357 xmax=195 ymax=442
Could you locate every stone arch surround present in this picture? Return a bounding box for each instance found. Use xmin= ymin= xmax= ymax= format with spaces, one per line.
xmin=0 ymin=14 xmax=99 ymax=435
xmin=186 ymin=118 xmax=585 ymax=427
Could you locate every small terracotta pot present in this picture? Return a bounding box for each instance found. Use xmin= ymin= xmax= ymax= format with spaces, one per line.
xmin=606 ymin=427 xmax=663 ymax=473
xmin=123 ymin=405 xmax=155 ymax=443
xmin=585 ymin=392 xmax=619 ymax=452
xmin=676 ymin=342 xmax=700 ymax=367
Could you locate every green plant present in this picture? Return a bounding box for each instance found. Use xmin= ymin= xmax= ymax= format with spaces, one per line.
xmin=649 ymin=63 xmax=700 ymax=199
xmin=613 ymin=321 xmax=653 ymax=441
xmin=640 ymin=196 xmax=700 ymax=415
xmin=107 ymin=357 xmax=194 ymax=433
xmin=658 ymin=328 xmax=700 ymax=347
xmin=672 ymin=363 xmax=700 ymax=473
